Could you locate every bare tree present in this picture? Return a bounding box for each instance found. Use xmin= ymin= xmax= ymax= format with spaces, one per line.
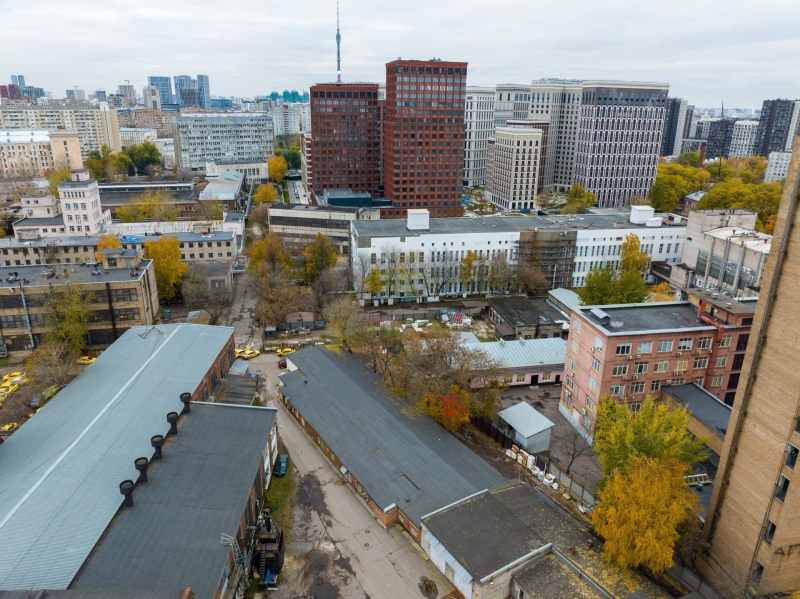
xmin=312 ymin=268 xmax=349 ymax=311
xmin=323 ymin=296 xmax=363 ymax=353
xmin=352 ymin=250 xmax=373 ymax=298
xmin=251 ymin=270 xmax=314 ymax=328
xmin=182 ymin=263 xmax=233 ymax=325
xmin=553 ymin=425 xmax=594 ymax=475
xmin=380 ymin=243 xmax=402 ymax=299
xmin=420 ymin=248 xmax=459 ymax=297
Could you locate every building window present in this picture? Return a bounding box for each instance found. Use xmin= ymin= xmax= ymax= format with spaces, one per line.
xmin=573 ymin=319 xmax=581 ymax=333
xmin=582 ymin=414 xmax=592 ymax=430
xmin=719 ymin=335 xmax=732 ymax=348
xmin=650 ymin=380 xmax=662 ymax=392
xmin=764 ymin=521 xmax=777 ymax=544
xmin=634 ymin=362 xmax=648 ymax=374
xmin=678 ymin=338 xmax=693 ymax=351
xmin=571 ymin=339 xmax=578 ymax=352
xmin=776 ymin=476 xmax=790 ymax=502
xmin=610 ymin=384 xmax=626 ymax=396
xmin=786 ymin=445 xmax=798 ymax=470
xmin=658 ymin=340 xmax=673 ymax=352
xmin=541 ymin=372 xmax=551 ymax=381
xmin=675 ymin=359 xmax=688 ymax=371
xmin=715 ymin=355 xmax=728 ymax=368
xmin=591 ymin=357 xmax=600 ymax=371
xmin=637 ymin=340 xmax=652 ymax=354
xmin=694 ymin=357 xmax=709 ymax=369
xmin=631 ymin=382 xmax=645 ymax=394
xmin=503 ymin=375 xmax=513 ymax=384
xmin=568 ymin=358 xmax=576 ymax=372
xmin=586 ymin=397 xmax=596 ymax=412
xmin=671 ymin=378 xmax=686 ymax=385
xmin=710 ymin=375 xmax=723 ymax=387
xmin=588 ymin=376 xmax=598 ymax=392
xmin=698 ymin=337 xmax=712 ymax=349
xmin=593 ymin=336 xmax=603 ymax=351
xmin=616 ymin=342 xmax=632 ymax=356
xmin=694 ymin=377 xmax=704 ymax=385
xmin=563 ymin=390 xmax=572 ymax=406
xmin=654 ymin=360 xmax=669 ymax=373
xmin=515 ymin=374 xmax=525 ymax=383
xmin=612 ymin=364 xmax=629 ymax=377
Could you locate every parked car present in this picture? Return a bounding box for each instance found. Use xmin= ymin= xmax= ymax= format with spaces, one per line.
xmin=77 ymin=356 xmax=96 ymax=365
xmin=278 ymin=358 xmax=287 ymax=369
xmin=1 ymin=422 xmax=19 ymax=433
xmin=239 ymin=349 xmax=260 ymax=360
xmin=2 ymin=371 xmax=23 ymax=383
xmin=274 ymin=454 xmax=289 ymax=476
xmin=276 ymin=348 xmax=295 ymax=357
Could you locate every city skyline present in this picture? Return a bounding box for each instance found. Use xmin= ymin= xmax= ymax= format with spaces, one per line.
xmin=2 ymin=0 xmax=798 ymax=106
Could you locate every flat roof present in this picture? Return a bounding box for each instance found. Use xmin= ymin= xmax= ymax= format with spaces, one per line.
xmin=269 ymin=203 xmax=361 ymax=214
xmin=0 ymin=324 xmax=234 ymax=590
xmin=663 ymin=384 xmax=732 ymax=440
xmin=352 ymin=212 xmax=683 ymax=239
xmin=423 ymin=489 xmax=544 ymax=581
xmin=199 ymin=171 xmax=244 ymax=200
xmin=71 ymin=402 xmax=276 ymax=598
xmin=13 ymin=214 xmax=65 ymax=227
xmin=704 ymin=227 xmax=772 ymax=254
xmin=498 ymin=403 xmax=555 ymax=438
xmin=223 ymin=210 xmax=245 ymax=223
xmin=576 ymin=302 xmax=712 ymax=335
xmin=690 ymin=289 xmax=759 ymax=314
xmin=548 ymin=288 xmax=581 ymax=313
xmin=0 ymin=261 xmax=151 ymax=289
xmin=489 ymin=296 xmax=566 ymax=327
xmin=460 ymin=335 xmax=566 ymax=369
xmin=514 ymin=553 xmax=604 ymax=598
xmin=0 ymin=231 xmax=233 ymax=250
xmin=281 ymin=348 xmax=507 ymax=525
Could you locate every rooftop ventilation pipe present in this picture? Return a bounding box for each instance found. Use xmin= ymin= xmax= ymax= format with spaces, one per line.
xmin=134 ymin=457 xmax=149 ymax=483
xmin=180 ymin=392 xmax=192 ymax=413
xmin=119 ymin=480 xmax=135 ymax=507
xmin=151 ymin=434 xmax=164 ymax=459
xmin=167 ymin=412 xmax=179 ymax=435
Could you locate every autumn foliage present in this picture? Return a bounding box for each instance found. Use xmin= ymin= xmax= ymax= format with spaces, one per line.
xmin=419 ymin=385 xmax=472 ymax=431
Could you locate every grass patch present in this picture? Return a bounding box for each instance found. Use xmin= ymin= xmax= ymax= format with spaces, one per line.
xmin=265 ymin=441 xmax=296 ymax=544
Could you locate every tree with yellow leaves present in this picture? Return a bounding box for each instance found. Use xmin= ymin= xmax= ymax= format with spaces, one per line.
xmin=247 ymin=233 xmax=294 ymax=276
xmin=143 ymin=236 xmax=188 ymax=303
xmin=95 ymin=233 xmax=121 ymax=261
xmin=267 ymin=156 xmax=288 ymax=184
xmin=619 ymin=234 xmax=651 ymax=275
xmin=591 ymin=455 xmax=697 ymax=572
xmin=253 ymin=183 xmax=279 ymax=205
xmin=648 ymin=281 xmax=674 ymax=303
xmin=302 ymin=233 xmax=337 ymax=283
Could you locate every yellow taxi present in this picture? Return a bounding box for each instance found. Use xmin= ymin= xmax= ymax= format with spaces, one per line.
xmin=276 ymin=348 xmax=295 ymax=357
xmin=77 ymin=356 xmax=97 ymax=365
xmin=239 ymin=349 xmax=261 ymax=360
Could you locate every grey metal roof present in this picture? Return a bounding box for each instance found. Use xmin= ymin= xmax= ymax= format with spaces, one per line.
xmin=498 ymin=403 xmax=555 ymax=438
xmin=281 ymin=348 xmax=507 ymax=525
xmin=0 ymin=261 xmax=152 ymax=289
xmin=489 ymin=297 xmax=565 ymax=328
xmin=460 ymin=335 xmax=566 ymax=369
xmin=663 ymin=384 xmax=731 ymax=439
xmin=576 ymin=302 xmax=714 ymax=335
xmin=12 ymin=215 xmax=66 ymax=227
xmin=547 ymin=288 xmax=581 ymax=313
xmin=0 ymin=324 xmax=234 ymax=590
xmin=352 ymin=211 xmax=682 ymax=239
xmin=71 ymin=402 xmax=276 ymax=598
xmin=423 ymin=489 xmax=544 ymax=581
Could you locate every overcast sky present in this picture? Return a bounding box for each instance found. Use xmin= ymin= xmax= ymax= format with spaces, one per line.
xmin=4 ymin=0 xmax=798 ymax=108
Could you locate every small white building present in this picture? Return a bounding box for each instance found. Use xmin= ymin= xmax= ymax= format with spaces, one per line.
xmin=497 ymin=402 xmax=555 ymax=453
xmin=765 ymin=151 xmax=792 ymax=182
xmin=118 ymin=127 xmax=158 ymax=149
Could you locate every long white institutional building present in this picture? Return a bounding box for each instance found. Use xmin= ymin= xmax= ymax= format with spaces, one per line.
xmin=350 ymin=206 xmax=686 ymax=301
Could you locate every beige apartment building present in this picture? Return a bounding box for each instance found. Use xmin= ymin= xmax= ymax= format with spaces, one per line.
xmin=699 ymin=137 xmax=800 ymax=595
xmin=116 ymin=108 xmax=173 ymax=138
xmin=0 ymin=102 xmax=121 ymax=158
xmin=0 ymin=129 xmax=82 ymax=178
xmin=562 ymin=296 xmax=754 ymax=438
xmin=486 ymin=123 xmax=542 ymax=212
xmin=0 ymin=247 xmax=158 ymax=351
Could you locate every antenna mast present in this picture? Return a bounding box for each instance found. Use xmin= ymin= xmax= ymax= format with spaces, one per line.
xmin=336 ymin=2 xmax=341 ymax=83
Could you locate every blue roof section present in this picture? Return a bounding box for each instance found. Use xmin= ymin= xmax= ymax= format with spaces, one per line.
xmin=460 ymin=334 xmax=566 ymax=369
xmin=281 ymin=347 xmax=508 ymax=524
xmin=0 ymin=324 xmax=234 ymax=590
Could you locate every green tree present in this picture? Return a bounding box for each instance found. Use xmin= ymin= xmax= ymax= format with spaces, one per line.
xmin=611 ymin=269 xmax=649 ymax=304
xmin=561 ymin=183 xmax=596 ymax=214
xmin=648 ymin=176 xmax=684 ymax=213
xmin=143 ymin=236 xmax=188 ymax=303
xmin=619 ymin=233 xmax=650 ymax=274
xmin=268 ymin=155 xmax=288 ymax=183
xmin=577 ymin=265 xmax=617 ymax=305
xmin=122 ymin=141 xmax=162 ymax=176
xmin=47 ymin=168 xmax=71 ymax=198
xmin=283 ymin=147 xmax=301 ymax=170
xmin=676 ymin=151 xmax=700 ymax=167
xmin=591 ymin=455 xmax=698 ymax=572
xmin=43 ymin=284 xmax=89 ymax=352
xmin=302 ymin=233 xmax=337 ymax=283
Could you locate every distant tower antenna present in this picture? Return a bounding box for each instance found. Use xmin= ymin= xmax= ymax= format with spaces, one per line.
xmin=336 ymin=2 xmax=342 ymax=83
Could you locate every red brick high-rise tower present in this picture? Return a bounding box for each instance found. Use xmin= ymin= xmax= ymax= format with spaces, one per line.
xmin=383 ymin=59 xmax=467 ymax=218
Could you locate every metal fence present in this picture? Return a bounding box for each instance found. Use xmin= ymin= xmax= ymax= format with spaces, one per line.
xmin=471 ymin=417 xmax=516 ymax=450
xmin=547 ymin=463 xmax=597 ymax=507
xmin=666 ymin=564 xmax=720 ymax=599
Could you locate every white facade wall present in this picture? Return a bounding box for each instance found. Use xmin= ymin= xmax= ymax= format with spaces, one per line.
xmin=119 ymin=127 xmax=158 ymax=149
xmin=529 ymin=79 xmax=583 ymax=193
xmin=494 ymin=85 xmax=531 ymax=128
xmin=729 ymin=120 xmax=759 ymax=158
xmin=486 ymin=126 xmax=542 ymax=211
xmin=765 ymin=151 xmax=792 ymax=182
xmin=464 ymin=87 xmax=495 ymax=187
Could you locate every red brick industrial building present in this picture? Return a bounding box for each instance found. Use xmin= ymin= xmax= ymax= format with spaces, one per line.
xmin=383 ymin=59 xmax=467 ymax=218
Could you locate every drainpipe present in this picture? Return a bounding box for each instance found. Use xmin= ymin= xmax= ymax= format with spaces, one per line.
xmin=106 ymin=282 xmax=117 ymax=339
xmin=19 ymin=281 xmax=34 ymax=349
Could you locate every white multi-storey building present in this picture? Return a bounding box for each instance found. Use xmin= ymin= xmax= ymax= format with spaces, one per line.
xmin=13 ymin=169 xmax=111 ymax=238
xmin=494 ymin=84 xmax=531 ymax=127
xmin=486 ymin=123 xmax=542 ymax=211
xmin=271 ymin=103 xmax=309 ymax=136
xmin=349 ymin=206 xmax=686 ymax=300
xmin=574 ymin=81 xmax=669 ymax=207
xmin=728 ymin=120 xmax=759 ymax=158
xmin=0 ymin=102 xmax=121 ymax=158
xmin=765 ymin=150 xmax=792 ymax=182
xmin=172 ymin=113 xmax=274 ymax=170
xmin=529 ymin=78 xmax=583 ymax=193
xmin=464 ymin=87 xmax=495 ymax=187
xmin=119 ymin=127 xmax=158 ymax=149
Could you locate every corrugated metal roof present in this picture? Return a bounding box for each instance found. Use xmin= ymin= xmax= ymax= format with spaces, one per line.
xmin=498 ymin=403 xmax=555 ymax=438
xmin=0 ymin=324 xmax=234 ymax=591
xmin=281 ymin=348 xmax=507 ymax=525
xmin=460 ymin=335 xmax=566 ymax=369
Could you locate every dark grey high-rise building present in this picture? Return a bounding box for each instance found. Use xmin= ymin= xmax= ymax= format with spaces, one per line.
xmin=17 ymin=75 xmax=25 ymax=88
xmin=706 ymin=119 xmax=736 ymax=160
xmin=178 ymin=87 xmax=199 ymax=108
xmin=661 ymin=97 xmax=690 ymax=156
xmin=147 ymin=76 xmax=173 ymax=107
xmin=754 ymin=99 xmax=800 ymax=156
